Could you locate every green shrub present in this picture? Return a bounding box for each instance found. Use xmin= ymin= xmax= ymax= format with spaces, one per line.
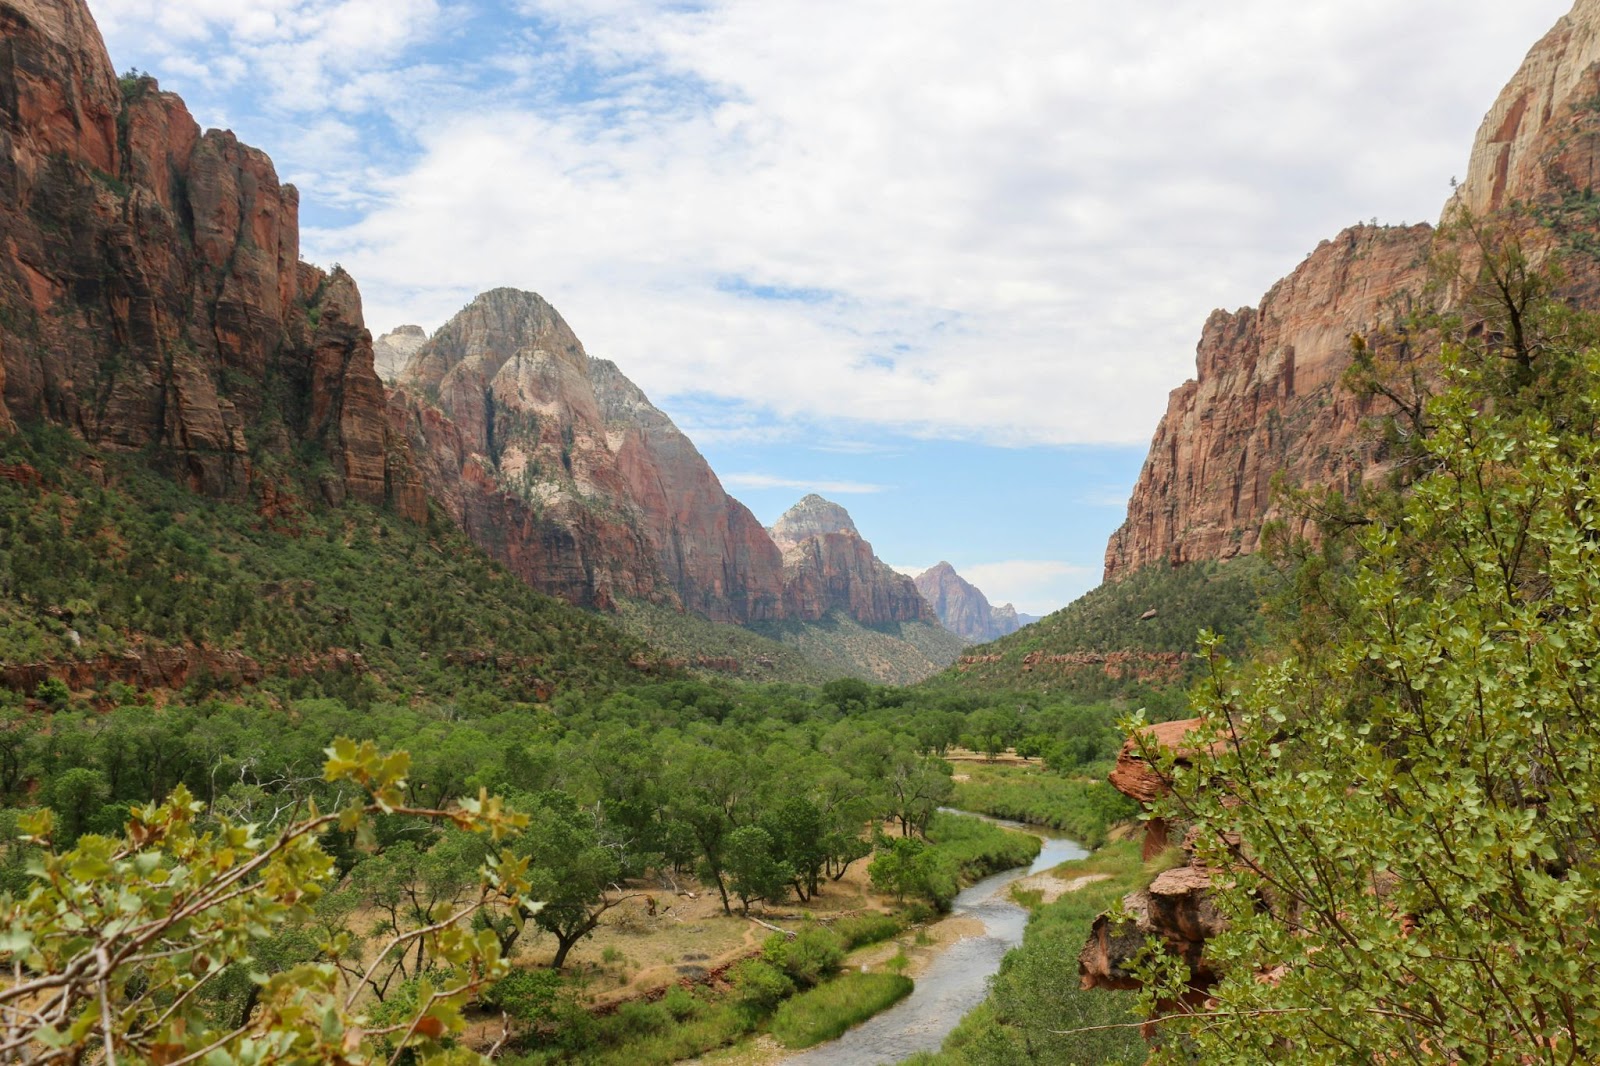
xmin=730 ymin=959 xmax=794 ymax=1012
xmin=769 ymin=971 xmax=913 ymax=1049
xmin=763 ymin=926 xmax=844 ymax=988
xmin=481 ymin=968 xmax=563 ymax=1025
xmin=659 ymin=984 xmax=698 ymax=1021
xmin=832 ymin=912 xmax=902 ymax=949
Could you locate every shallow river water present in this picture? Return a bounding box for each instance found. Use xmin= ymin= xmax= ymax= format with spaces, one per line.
xmin=785 ymin=811 xmax=1087 ymax=1066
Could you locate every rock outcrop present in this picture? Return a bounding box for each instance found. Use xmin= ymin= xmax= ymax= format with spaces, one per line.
xmin=1106 ymin=0 xmax=1600 ymax=582
xmin=0 ymin=0 xmax=422 ymax=515
xmin=770 ymin=496 xmax=938 ymax=624
xmin=1081 ymin=718 xmax=1226 ymax=1024
xmin=390 ymin=289 xmax=673 ymax=610
xmin=373 ymin=324 xmax=426 ymax=383
xmin=913 ymin=561 xmax=1033 ymax=643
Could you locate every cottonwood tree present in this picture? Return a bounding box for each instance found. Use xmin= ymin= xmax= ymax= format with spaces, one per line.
xmin=0 ymin=739 xmax=531 ymax=1065
xmin=1132 ymin=339 xmax=1600 ymax=1062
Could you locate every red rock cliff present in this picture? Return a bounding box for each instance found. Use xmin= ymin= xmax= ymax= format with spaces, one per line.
xmin=1104 ymin=224 xmax=1434 ymax=580
xmin=772 ymin=495 xmax=939 ymax=625
xmin=1106 ymin=0 xmax=1600 ymax=582
xmin=0 ymin=0 xmax=422 ymax=515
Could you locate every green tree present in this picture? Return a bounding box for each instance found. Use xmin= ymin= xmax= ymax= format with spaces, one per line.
xmin=725 ymin=825 xmax=792 ymax=913
xmin=1133 ymin=342 xmax=1600 ymax=1061
xmin=0 ymin=738 xmax=530 ymax=1064
xmin=513 ymin=790 xmax=632 ymax=969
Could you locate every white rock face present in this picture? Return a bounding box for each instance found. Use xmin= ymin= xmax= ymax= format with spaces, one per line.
xmin=373 ymin=325 xmax=427 ymax=383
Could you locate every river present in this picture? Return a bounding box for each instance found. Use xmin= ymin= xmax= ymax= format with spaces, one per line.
xmin=784 ymin=811 xmax=1087 ymax=1066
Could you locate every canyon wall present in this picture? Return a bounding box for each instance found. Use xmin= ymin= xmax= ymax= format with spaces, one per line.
xmin=0 ymin=0 xmax=423 ymax=517
xmin=1106 ymin=0 xmax=1600 ymax=581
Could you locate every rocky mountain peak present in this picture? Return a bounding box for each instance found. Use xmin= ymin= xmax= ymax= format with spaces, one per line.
xmin=770 ymin=494 xmax=860 ymax=548
xmin=1106 ymin=0 xmax=1600 ymax=584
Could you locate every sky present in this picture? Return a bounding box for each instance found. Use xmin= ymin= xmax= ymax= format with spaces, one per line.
xmin=95 ymin=0 xmax=1573 ymax=616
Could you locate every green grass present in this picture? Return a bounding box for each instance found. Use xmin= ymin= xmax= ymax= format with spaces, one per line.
xmin=925 ymin=810 xmax=1042 ymax=883
xmin=950 ymin=762 xmax=1138 ymax=849
xmin=769 ymin=971 xmax=914 ymax=1048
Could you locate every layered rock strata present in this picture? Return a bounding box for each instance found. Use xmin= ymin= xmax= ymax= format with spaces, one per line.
xmin=390 ymin=289 xmax=792 ymax=619
xmin=1080 ymin=719 xmax=1226 ymax=1026
xmin=1104 ymin=224 xmax=1434 ymax=580
xmin=0 ymin=0 xmax=422 ymax=516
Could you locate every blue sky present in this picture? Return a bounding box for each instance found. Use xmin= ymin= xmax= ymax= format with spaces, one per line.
xmin=94 ymin=0 xmax=1572 ymax=614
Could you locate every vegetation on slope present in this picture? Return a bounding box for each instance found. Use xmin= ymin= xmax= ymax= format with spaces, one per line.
xmin=951 ymin=762 xmax=1136 ymax=850
xmin=611 ymin=598 xmax=832 ymax=684
xmin=749 ymin=611 xmax=968 ymax=685
xmin=0 ymin=424 xmax=652 ymax=699
xmin=925 ymin=557 xmax=1270 ymax=704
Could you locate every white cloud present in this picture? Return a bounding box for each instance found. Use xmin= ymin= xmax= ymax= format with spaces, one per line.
xmin=98 ymin=0 xmax=1575 ymax=446
xmin=719 ymin=473 xmax=887 ymax=495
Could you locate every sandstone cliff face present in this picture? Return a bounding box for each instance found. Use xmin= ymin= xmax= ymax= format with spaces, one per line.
xmin=1453 ymin=0 xmax=1600 ymax=219
xmin=913 ymin=561 xmax=1031 ymax=643
xmin=1107 ymin=0 xmax=1600 ymax=582
xmin=589 ymin=358 xmax=785 ymax=622
xmin=1104 ymin=224 xmax=1434 ymax=580
xmin=770 ymin=496 xmax=938 ymax=624
xmin=390 ymin=289 xmax=670 ymax=610
xmin=0 ymin=0 xmax=421 ymax=515
xmin=395 ymin=313 xmax=928 ymax=626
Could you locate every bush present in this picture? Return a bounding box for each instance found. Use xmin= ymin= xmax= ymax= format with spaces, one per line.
xmin=729 ymin=959 xmax=794 ymax=1012
xmin=660 ymin=984 xmax=698 ymax=1021
xmin=769 ymin=971 xmax=914 ymax=1049
xmin=481 ymin=967 xmax=563 ymax=1025
xmin=762 ymin=926 xmax=844 ymax=988
xmin=833 ymin=912 xmax=903 ymax=949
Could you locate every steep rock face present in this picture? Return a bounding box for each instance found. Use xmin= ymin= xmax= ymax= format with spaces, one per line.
xmin=392 ymin=288 xmax=787 ymax=619
xmin=590 ymin=359 xmax=785 ymax=622
xmin=1105 ymin=224 xmax=1434 ymax=580
xmin=913 ymin=561 xmax=1032 ymax=643
xmin=391 ymin=289 xmax=668 ymax=610
xmin=1453 ymin=0 xmax=1600 ymax=219
xmin=1107 ymin=0 xmax=1600 ymax=583
xmin=373 ymin=324 xmax=426 ymax=383
xmin=771 ymin=496 xmax=938 ymax=624
xmin=0 ymin=0 xmax=421 ymax=513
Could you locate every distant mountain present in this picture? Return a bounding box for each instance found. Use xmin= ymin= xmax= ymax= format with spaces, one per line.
xmin=769 ymin=496 xmax=939 ymax=625
xmin=913 ymin=562 xmax=1036 ymax=643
